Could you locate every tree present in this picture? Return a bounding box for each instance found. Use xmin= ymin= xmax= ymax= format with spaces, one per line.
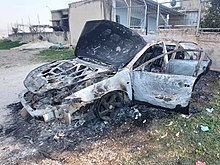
xmin=201 ymin=0 xmax=220 ymax=28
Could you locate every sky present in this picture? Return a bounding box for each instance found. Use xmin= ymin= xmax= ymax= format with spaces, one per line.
xmin=0 ymin=0 xmax=80 ymax=37
xmin=0 ymin=0 xmax=167 ymax=37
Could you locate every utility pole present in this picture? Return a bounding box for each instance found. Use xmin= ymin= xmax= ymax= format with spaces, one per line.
xmin=28 ymin=16 xmax=31 ymax=26
xmin=46 ymin=6 xmax=52 ymax=26
xmin=22 ymin=18 xmax=25 ymax=32
xmin=37 ymin=14 xmax=40 ymax=25
xmin=196 ymin=0 xmax=202 ymax=35
xmin=37 ymin=14 xmax=40 ymax=33
xmin=7 ymin=24 xmax=9 ymax=36
xmin=156 ymin=1 xmax=160 ymax=32
xmin=145 ymin=5 xmax=148 ymax=35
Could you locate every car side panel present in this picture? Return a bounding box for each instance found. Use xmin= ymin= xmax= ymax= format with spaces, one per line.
xmin=132 ymin=71 xmax=196 ymax=109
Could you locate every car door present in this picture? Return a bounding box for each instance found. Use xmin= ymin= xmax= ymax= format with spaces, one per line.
xmin=132 ymin=71 xmax=196 ymax=109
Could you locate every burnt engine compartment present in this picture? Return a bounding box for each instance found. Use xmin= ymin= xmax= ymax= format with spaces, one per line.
xmin=22 ymin=59 xmax=116 ymax=116
xmin=23 ymin=71 xmax=114 ymax=111
xmin=24 ymin=59 xmax=114 ymax=93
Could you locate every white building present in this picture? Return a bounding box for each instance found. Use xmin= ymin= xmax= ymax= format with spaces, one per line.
xmin=68 ymin=0 xmax=183 ymax=45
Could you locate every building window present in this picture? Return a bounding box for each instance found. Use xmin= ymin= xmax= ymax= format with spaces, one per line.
xmin=130 ymin=17 xmax=141 ymax=28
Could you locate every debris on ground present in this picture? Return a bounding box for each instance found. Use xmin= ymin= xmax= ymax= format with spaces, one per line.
xmin=166 ymin=121 xmax=173 ymax=126
xmin=205 ymin=107 xmax=214 ymax=113
xmin=190 ymin=108 xmax=201 ymax=114
xmin=2 ymin=70 xmax=219 ymax=164
xmin=175 ymin=132 xmax=180 ymax=137
xmin=181 ymin=114 xmax=192 ymax=119
xmin=160 ymin=132 xmax=168 ymax=139
xmin=196 ymin=161 xmax=206 ymax=165
xmin=12 ymin=40 xmax=57 ymax=50
xmin=49 ymin=43 xmax=65 ymax=50
xmin=200 ymin=125 xmax=209 ymax=132
xmin=53 ymin=131 xmax=65 ymax=141
xmin=130 ymin=107 xmax=142 ymax=120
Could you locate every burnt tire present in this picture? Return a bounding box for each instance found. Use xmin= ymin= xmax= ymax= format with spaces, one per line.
xmin=94 ymin=91 xmax=125 ymax=121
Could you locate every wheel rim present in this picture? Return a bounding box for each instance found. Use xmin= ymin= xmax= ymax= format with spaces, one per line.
xmin=97 ymin=92 xmax=123 ymax=121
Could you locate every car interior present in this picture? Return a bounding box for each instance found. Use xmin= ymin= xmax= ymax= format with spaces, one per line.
xmin=133 ymin=43 xmax=203 ymax=76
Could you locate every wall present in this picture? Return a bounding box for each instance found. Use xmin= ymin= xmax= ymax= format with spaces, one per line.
xmin=169 ymin=11 xmax=198 ymax=26
xmin=51 ymin=9 xmax=69 ymax=20
xmin=156 ymin=28 xmax=220 ymax=71
xmin=181 ymin=0 xmax=199 ymax=10
xmin=69 ymin=0 xmax=108 ymax=45
xmin=51 ymin=11 xmax=62 ymax=26
xmin=51 ymin=9 xmax=69 ymax=30
xmin=8 ymin=32 xmax=71 ymax=45
xmin=115 ymin=0 xmax=128 ymax=27
xmin=148 ymin=16 xmax=157 ymax=32
xmin=51 ymin=11 xmax=62 ymax=21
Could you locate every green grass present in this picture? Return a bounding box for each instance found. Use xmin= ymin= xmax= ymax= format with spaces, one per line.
xmin=120 ymin=77 xmax=220 ymax=165
xmin=0 ymin=39 xmax=24 ymax=50
xmin=38 ymin=48 xmax=75 ymax=62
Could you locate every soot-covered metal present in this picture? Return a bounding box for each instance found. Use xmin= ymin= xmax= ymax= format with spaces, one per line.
xmin=19 ymin=20 xmax=212 ymax=124
xmin=75 ymin=20 xmax=147 ymax=69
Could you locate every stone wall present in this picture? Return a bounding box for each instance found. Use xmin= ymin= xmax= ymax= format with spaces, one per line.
xmin=8 ymin=31 xmax=71 ymax=45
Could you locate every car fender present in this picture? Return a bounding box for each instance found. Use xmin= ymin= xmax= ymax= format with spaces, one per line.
xmin=65 ymin=69 xmax=132 ymax=103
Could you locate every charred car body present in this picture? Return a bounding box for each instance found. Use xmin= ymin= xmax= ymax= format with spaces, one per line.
xmin=19 ymin=20 xmax=212 ymax=124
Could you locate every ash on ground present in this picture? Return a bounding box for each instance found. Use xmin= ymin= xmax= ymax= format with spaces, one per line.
xmin=1 ymin=71 xmax=219 ymax=164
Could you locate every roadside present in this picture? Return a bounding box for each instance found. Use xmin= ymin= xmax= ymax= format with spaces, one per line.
xmin=0 ymin=49 xmax=42 ymax=124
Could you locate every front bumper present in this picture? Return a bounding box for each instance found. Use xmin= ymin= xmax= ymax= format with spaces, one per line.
xmin=19 ymin=90 xmax=84 ymax=123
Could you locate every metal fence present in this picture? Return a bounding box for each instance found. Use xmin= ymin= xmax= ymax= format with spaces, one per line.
xmin=158 ymin=0 xmax=199 ymax=29
xmin=112 ymin=0 xmax=220 ymax=34
xmin=158 ymin=0 xmax=220 ymax=33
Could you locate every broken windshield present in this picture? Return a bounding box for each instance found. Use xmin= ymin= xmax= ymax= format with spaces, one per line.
xmin=75 ymin=20 xmax=147 ymax=69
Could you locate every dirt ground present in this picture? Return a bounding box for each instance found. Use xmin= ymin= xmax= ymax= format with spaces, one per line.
xmin=0 ymin=50 xmax=42 ymax=123
xmin=0 ymin=49 xmax=219 ymax=165
xmin=0 ymin=49 xmax=43 ymax=164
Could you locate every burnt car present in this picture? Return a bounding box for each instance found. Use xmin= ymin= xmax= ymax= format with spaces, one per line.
xmin=19 ymin=20 xmax=212 ymax=124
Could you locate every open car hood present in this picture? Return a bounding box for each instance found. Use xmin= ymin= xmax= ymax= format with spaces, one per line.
xmin=75 ymin=20 xmax=147 ymax=69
